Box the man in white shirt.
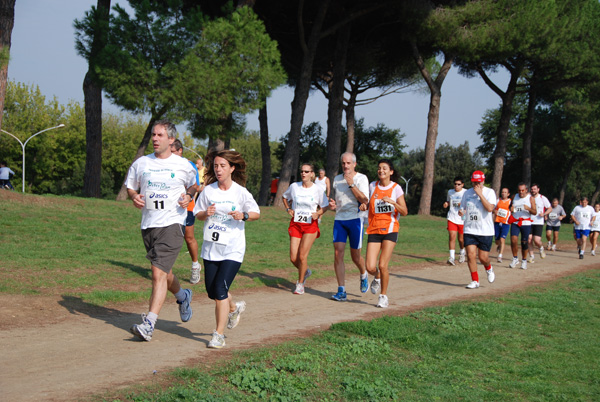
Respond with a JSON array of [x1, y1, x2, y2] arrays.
[[459, 171, 497, 289], [328, 152, 369, 301], [528, 183, 552, 262], [509, 183, 536, 269], [571, 196, 595, 259], [126, 120, 197, 341], [442, 177, 467, 265]]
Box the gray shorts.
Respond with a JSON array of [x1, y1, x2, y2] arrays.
[[141, 224, 185, 273]]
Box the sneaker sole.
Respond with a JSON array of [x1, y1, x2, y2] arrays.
[[227, 302, 246, 329], [130, 325, 152, 341], [331, 296, 347, 301], [207, 342, 225, 349]]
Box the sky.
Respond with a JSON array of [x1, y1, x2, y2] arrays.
[[8, 0, 509, 151]]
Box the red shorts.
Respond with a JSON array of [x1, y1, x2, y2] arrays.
[[447, 220, 464, 234], [288, 219, 320, 239]]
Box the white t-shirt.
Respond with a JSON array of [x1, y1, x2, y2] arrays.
[[512, 194, 533, 226], [126, 154, 196, 230], [460, 187, 497, 236], [332, 172, 369, 221], [0, 166, 15, 180], [571, 205, 595, 230], [314, 176, 327, 195], [591, 210, 600, 232], [283, 182, 328, 224], [446, 188, 466, 225], [193, 181, 260, 263], [531, 194, 551, 225]]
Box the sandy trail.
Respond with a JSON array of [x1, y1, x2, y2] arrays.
[[1, 248, 596, 401]]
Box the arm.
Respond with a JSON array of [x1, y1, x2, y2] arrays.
[[326, 177, 331, 198], [525, 197, 537, 215], [283, 197, 294, 218], [472, 184, 495, 213]]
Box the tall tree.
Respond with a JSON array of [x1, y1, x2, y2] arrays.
[[74, 0, 111, 198], [0, 0, 16, 131]]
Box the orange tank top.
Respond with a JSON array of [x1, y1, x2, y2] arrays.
[[495, 198, 511, 224], [367, 182, 399, 235]]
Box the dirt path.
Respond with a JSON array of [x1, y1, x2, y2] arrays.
[[1, 248, 597, 401]]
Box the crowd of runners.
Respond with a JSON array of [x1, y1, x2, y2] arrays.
[[125, 120, 594, 349]]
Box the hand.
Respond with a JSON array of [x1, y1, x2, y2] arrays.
[[229, 210, 244, 220], [311, 211, 320, 220], [132, 194, 145, 210], [359, 203, 367, 211], [344, 173, 354, 186], [178, 193, 190, 208], [328, 198, 336, 210], [443, 201, 449, 209], [287, 208, 295, 218], [472, 182, 483, 197], [206, 203, 216, 216]]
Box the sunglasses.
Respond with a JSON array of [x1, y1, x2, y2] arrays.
[[301, 170, 313, 173]]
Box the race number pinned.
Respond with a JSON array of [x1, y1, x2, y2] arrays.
[[375, 199, 394, 214], [145, 192, 176, 210], [294, 211, 312, 224], [204, 220, 232, 245]]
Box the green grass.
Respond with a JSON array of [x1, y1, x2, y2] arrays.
[[99, 270, 600, 401], [0, 191, 453, 304]]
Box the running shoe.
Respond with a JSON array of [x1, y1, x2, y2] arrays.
[[497, 254, 503, 263], [370, 279, 381, 294], [486, 267, 495, 283], [227, 301, 246, 329], [190, 261, 201, 284], [552, 244, 556, 251], [447, 257, 456, 266], [130, 314, 154, 341], [547, 241, 552, 249], [540, 247, 546, 259], [293, 282, 305, 295], [521, 260, 528, 270], [458, 252, 466, 264], [509, 258, 519, 268], [303, 268, 312, 284], [376, 294, 389, 308], [466, 281, 480, 289], [331, 287, 347, 301], [579, 253, 584, 260], [177, 289, 193, 322], [360, 276, 369, 293], [207, 331, 225, 349], [592, 250, 596, 256]]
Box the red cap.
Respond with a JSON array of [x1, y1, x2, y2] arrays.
[[471, 170, 485, 182]]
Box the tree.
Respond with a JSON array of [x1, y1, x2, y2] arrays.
[[74, 0, 111, 198], [0, 0, 16, 131]]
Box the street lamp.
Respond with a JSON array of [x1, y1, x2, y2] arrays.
[[400, 176, 412, 197], [183, 145, 203, 160], [1, 124, 66, 192]]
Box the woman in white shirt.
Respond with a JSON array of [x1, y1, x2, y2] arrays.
[[194, 150, 260, 349], [589, 203, 600, 256], [282, 164, 329, 295]]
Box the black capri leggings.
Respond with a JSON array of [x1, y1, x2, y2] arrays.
[[203, 259, 242, 300]]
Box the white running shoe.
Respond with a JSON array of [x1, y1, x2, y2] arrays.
[[509, 258, 519, 268], [540, 247, 546, 259], [520, 261, 528, 270], [486, 267, 495, 283], [466, 281, 480, 289], [547, 241, 552, 249], [293, 282, 305, 295], [370, 279, 381, 294], [527, 254, 535, 263], [227, 301, 246, 329], [130, 314, 154, 341], [447, 257, 456, 266], [376, 294, 389, 308], [190, 261, 201, 284], [458, 252, 466, 264], [592, 249, 596, 256], [497, 254, 503, 263], [552, 244, 556, 251], [207, 331, 225, 349]]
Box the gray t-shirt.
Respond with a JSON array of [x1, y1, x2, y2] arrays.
[[546, 204, 565, 226]]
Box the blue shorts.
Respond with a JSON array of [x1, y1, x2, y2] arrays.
[[511, 224, 532, 239], [494, 222, 510, 240], [203, 259, 242, 300], [185, 211, 196, 227], [333, 218, 364, 249], [546, 225, 560, 232], [575, 229, 590, 239], [464, 234, 493, 252]]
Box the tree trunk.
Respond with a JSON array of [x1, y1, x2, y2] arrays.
[[412, 44, 453, 216], [345, 95, 356, 155], [258, 104, 271, 206], [591, 177, 600, 206], [558, 155, 576, 206], [521, 80, 537, 187], [325, 24, 350, 184], [0, 0, 16, 131], [273, 0, 331, 208]]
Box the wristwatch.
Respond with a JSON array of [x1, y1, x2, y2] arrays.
[[242, 212, 249, 221], [349, 184, 355, 189]]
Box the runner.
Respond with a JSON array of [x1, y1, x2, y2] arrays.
[[571, 197, 594, 259], [589, 203, 600, 256], [0, 161, 15, 190], [328, 152, 369, 301], [315, 168, 331, 198], [193, 150, 260, 348], [126, 120, 197, 341], [528, 183, 552, 263], [458, 171, 497, 289], [442, 177, 466, 265], [493, 187, 511, 263], [508, 183, 536, 270], [545, 198, 566, 251], [282, 163, 329, 295], [363, 159, 407, 307]]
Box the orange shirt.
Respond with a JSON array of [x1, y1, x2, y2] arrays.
[[495, 198, 511, 224], [367, 182, 400, 235]]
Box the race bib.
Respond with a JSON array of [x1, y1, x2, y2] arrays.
[[451, 200, 461, 208], [514, 205, 524, 212], [548, 212, 557, 220], [582, 213, 590, 220], [592, 221, 600, 230], [497, 209, 508, 218], [375, 199, 394, 214], [294, 211, 313, 224], [144, 192, 177, 210], [468, 210, 481, 221], [203, 219, 232, 245]]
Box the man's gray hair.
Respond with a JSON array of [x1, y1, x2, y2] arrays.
[[153, 120, 178, 139], [340, 152, 356, 163]]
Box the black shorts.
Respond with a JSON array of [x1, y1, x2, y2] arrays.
[[531, 224, 544, 237], [141, 224, 185, 273], [546, 225, 561, 232], [464, 233, 493, 252], [367, 232, 398, 243], [185, 210, 196, 227]]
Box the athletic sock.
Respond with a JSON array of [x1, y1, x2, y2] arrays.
[[471, 272, 479, 282], [484, 265, 492, 271], [360, 272, 368, 280], [450, 250, 456, 258], [460, 248, 466, 255], [498, 253, 503, 258], [147, 312, 158, 327], [174, 289, 187, 303]]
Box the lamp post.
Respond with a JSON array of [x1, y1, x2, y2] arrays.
[[1, 124, 66, 192], [182, 146, 202, 160], [400, 176, 412, 197]]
